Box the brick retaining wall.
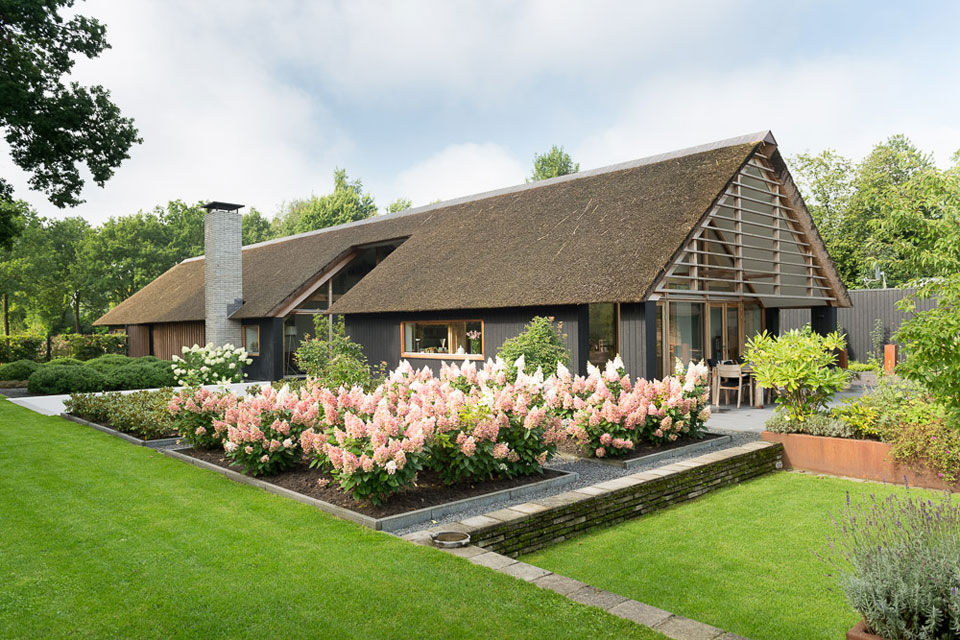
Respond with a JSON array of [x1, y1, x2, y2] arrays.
[[445, 442, 782, 557]]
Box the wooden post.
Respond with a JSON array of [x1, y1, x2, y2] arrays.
[[883, 344, 897, 373]]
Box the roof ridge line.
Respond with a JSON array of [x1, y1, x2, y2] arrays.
[[180, 129, 774, 263]]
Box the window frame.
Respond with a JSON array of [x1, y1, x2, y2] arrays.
[[399, 319, 484, 361], [241, 324, 261, 356]]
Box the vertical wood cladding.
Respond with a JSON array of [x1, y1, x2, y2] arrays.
[[126, 325, 151, 358], [150, 321, 205, 360]]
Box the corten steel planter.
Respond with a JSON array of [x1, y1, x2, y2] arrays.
[[761, 431, 960, 492], [846, 619, 888, 640]]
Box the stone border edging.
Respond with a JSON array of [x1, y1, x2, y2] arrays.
[[400, 538, 749, 640], [415, 442, 783, 557], [558, 432, 733, 470], [160, 446, 578, 532], [60, 413, 181, 449]]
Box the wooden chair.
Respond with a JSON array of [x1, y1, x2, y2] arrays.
[[715, 363, 753, 409]]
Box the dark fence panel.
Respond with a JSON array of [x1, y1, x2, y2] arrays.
[[779, 288, 936, 362]]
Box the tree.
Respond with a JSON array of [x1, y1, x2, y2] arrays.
[[89, 212, 171, 305], [0, 0, 141, 218], [241, 208, 273, 245], [0, 203, 37, 334], [386, 197, 412, 214], [271, 169, 376, 236], [528, 145, 579, 182], [159, 200, 206, 262]]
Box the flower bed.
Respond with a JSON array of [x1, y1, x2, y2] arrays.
[[65, 389, 178, 441]]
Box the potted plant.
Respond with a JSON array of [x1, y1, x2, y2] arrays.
[[823, 491, 960, 640]]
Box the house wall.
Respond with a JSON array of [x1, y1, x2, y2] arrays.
[[344, 306, 586, 376], [242, 318, 283, 382], [779, 288, 936, 362], [126, 324, 151, 358], [151, 321, 205, 360], [618, 302, 657, 380]]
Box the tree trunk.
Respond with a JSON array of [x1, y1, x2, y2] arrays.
[[2, 293, 7, 336], [74, 294, 81, 333]]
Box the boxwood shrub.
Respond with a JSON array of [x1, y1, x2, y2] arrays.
[[104, 361, 175, 391], [46, 357, 84, 367], [27, 365, 108, 395], [65, 389, 176, 440], [0, 359, 40, 381]]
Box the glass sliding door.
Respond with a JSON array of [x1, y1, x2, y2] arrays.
[[667, 302, 704, 367], [725, 305, 739, 361], [588, 303, 619, 367]]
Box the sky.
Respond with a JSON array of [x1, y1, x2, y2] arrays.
[[4, 0, 960, 224]]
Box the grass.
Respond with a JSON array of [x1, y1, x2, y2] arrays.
[[0, 398, 663, 640], [522, 471, 938, 640]]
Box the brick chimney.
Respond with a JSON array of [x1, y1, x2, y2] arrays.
[[202, 201, 243, 347]]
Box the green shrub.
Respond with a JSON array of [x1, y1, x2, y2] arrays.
[[84, 354, 133, 372], [745, 326, 850, 422], [105, 361, 175, 391], [27, 366, 107, 395], [45, 357, 83, 367], [50, 333, 127, 361], [823, 491, 960, 639], [764, 411, 857, 439], [847, 360, 879, 373], [294, 317, 383, 390], [65, 389, 176, 439], [0, 359, 40, 381], [0, 334, 44, 362], [497, 316, 571, 381], [895, 274, 960, 424]]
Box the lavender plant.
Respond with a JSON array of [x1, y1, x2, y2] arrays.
[[823, 490, 960, 639]]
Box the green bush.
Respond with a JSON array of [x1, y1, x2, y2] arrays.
[[45, 357, 84, 367], [745, 326, 850, 422], [497, 316, 571, 381], [895, 274, 960, 425], [27, 366, 107, 395], [84, 354, 133, 372], [294, 317, 383, 390], [847, 360, 879, 373], [65, 389, 176, 440], [0, 334, 44, 363], [50, 333, 128, 361], [765, 411, 857, 439], [105, 361, 175, 391], [0, 359, 40, 381]]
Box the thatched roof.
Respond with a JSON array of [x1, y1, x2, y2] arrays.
[[97, 131, 799, 325]]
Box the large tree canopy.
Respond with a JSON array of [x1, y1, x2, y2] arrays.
[[271, 169, 377, 236], [0, 0, 141, 218], [789, 135, 959, 288]]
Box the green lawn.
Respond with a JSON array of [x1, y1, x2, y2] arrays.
[[523, 471, 931, 640], [0, 399, 661, 640]]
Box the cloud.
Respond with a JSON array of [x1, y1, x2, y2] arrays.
[[1, 0, 352, 224], [575, 55, 960, 171], [392, 143, 526, 205]]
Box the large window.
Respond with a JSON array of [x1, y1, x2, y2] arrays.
[[242, 325, 260, 356], [660, 300, 765, 372], [668, 302, 705, 366], [401, 320, 483, 360], [588, 303, 619, 367]]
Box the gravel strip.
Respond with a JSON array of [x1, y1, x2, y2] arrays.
[[393, 429, 759, 536]]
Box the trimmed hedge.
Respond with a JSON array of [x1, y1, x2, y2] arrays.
[[24, 356, 176, 394], [0, 359, 40, 381], [27, 366, 108, 395]]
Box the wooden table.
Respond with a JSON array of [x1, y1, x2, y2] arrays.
[[711, 364, 765, 409]]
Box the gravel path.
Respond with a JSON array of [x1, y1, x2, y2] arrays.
[[393, 429, 759, 536]]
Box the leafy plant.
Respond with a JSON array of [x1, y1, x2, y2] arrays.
[[294, 316, 383, 391], [823, 490, 960, 639], [497, 316, 571, 382], [765, 411, 858, 439], [0, 334, 44, 362], [0, 358, 39, 381], [847, 360, 878, 373], [65, 389, 177, 440], [50, 333, 127, 360], [895, 274, 960, 425], [168, 387, 238, 449], [27, 365, 106, 394], [745, 327, 850, 422], [170, 343, 250, 386]]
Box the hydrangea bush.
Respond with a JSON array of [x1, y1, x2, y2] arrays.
[[171, 343, 251, 386], [221, 384, 320, 475], [168, 387, 239, 449], [556, 357, 710, 457]]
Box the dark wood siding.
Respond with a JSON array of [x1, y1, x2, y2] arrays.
[[126, 324, 151, 357], [151, 321, 205, 360], [619, 303, 646, 378], [344, 306, 583, 375], [779, 288, 936, 361]]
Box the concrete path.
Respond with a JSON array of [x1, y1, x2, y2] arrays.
[[9, 381, 271, 416], [707, 387, 868, 433]]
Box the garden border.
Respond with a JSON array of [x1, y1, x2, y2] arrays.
[[557, 432, 732, 470], [407, 442, 783, 557], [161, 446, 579, 531], [60, 413, 181, 449]]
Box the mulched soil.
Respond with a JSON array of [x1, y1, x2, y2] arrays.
[[558, 432, 723, 462], [180, 447, 564, 518]]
